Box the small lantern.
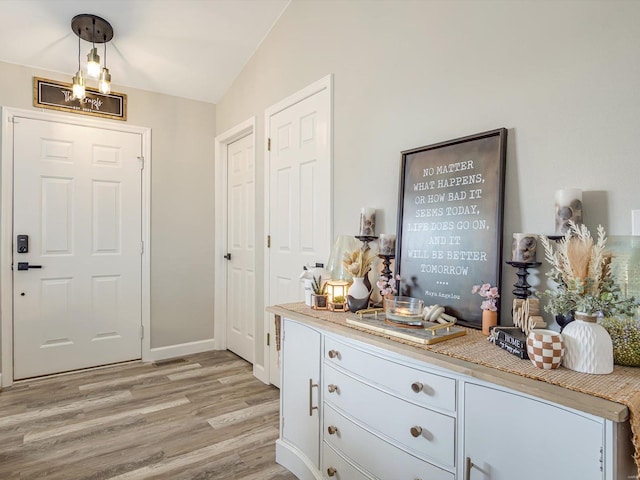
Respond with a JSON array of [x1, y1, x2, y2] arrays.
[[326, 280, 349, 303], [326, 280, 349, 311]]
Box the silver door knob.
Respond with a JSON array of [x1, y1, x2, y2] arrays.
[[327, 425, 338, 435], [410, 425, 423, 437], [327, 384, 338, 393], [328, 349, 339, 359], [327, 467, 337, 477]]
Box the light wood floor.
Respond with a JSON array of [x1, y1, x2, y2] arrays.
[[0, 350, 297, 480]]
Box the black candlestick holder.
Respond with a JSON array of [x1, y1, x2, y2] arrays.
[[378, 254, 395, 280], [355, 235, 378, 251], [506, 261, 542, 300]]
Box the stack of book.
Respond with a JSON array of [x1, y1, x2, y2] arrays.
[[493, 327, 529, 359]]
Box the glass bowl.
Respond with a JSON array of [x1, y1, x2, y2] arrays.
[[385, 296, 424, 323]]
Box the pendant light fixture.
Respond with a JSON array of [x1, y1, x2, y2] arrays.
[[71, 14, 114, 97], [71, 27, 85, 100], [86, 18, 101, 78], [98, 38, 111, 94]]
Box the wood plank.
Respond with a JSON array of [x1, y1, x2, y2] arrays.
[[0, 350, 295, 479]]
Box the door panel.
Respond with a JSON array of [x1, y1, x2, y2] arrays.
[[226, 132, 255, 363], [13, 118, 142, 379]]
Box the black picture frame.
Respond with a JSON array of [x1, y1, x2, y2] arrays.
[[396, 128, 508, 329]]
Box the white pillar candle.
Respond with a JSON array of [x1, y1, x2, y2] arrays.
[[379, 233, 396, 256], [512, 233, 537, 263], [555, 188, 583, 234], [359, 208, 376, 236]]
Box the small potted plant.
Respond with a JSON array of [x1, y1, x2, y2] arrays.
[[311, 275, 328, 310], [472, 283, 500, 335], [328, 295, 347, 312], [539, 221, 638, 374]]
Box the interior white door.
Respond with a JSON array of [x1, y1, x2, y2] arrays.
[[13, 117, 142, 379], [267, 85, 332, 385], [226, 132, 255, 363]]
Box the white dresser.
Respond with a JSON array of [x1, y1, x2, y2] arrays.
[[271, 308, 636, 480]]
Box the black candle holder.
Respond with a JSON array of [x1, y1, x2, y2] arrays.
[[506, 261, 542, 300], [355, 235, 378, 251], [378, 254, 395, 280]]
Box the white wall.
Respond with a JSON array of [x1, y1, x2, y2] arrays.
[[0, 61, 216, 350], [216, 0, 640, 366]]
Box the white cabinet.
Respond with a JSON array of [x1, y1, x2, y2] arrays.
[[273, 312, 635, 480], [463, 383, 604, 480], [277, 319, 322, 479]]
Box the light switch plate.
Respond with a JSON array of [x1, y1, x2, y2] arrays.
[[633, 210, 640, 235]]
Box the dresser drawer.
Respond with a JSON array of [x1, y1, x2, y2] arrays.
[[324, 364, 455, 468], [322, 442, 372, 480], [324, 403, 454, 480], [324, 336, 456, 413]]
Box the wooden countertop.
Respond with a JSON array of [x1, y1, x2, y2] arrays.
[[268, 303, 634, 423]]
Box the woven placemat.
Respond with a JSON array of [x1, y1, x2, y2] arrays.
[[277, 302, 640, 476]]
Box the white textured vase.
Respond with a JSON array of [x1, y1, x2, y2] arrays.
[[348, 277, 369, 299], [561, 312, 613, 374]]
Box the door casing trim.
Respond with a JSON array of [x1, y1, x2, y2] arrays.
[[262, 74, 334, 385], [0, 107, 152, 387]]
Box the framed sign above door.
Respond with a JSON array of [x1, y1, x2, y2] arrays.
[[33, 77, 127, 121], [396, 128, 508, 329]]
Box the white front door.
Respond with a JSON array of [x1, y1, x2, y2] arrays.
[[226, 132, 255, 363], [266, 78, 332, 386], [13, 117, 142, 379]]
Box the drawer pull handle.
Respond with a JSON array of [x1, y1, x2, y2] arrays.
[[328, 349, 340, 359], [327, 425, 339, 435], [308, 379, 318, 416], [327, 467, 337, 477], [327, 384, 339, 393], [465, 456, 475, 480], [410, 425, 423, 437], [411, 382, 424, 393]]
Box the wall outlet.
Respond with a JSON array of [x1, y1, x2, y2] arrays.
[[633, 210, 640, 236]]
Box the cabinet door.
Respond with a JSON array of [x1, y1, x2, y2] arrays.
[[464, 383, 603, 480], [281, 319, 322, 468]]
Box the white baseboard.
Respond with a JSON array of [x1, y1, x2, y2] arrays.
[[253, 362, 269, 385], [144, 338, 218, 362]]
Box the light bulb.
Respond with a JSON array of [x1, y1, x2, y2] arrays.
[[72, 70, 86, 100], [99, 67, 111, 94], [86, 47, 101, 78]]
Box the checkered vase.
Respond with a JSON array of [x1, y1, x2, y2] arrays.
[[526, 329, 564, 370]]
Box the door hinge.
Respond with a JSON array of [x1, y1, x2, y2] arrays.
[[267, 333, 270, 346], [281, 416, 285, 431], [138, 156, 144, 170], [267, 138, 271, 151], [267, 235, 271, 248], [140, 325, 144, 339], [141, 241, 144, 254], [8, 116, 16, 123]]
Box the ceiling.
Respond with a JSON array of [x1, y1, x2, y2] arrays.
[[0, 0, 290, 104]]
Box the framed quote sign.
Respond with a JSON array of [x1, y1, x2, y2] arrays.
[[396, 128, 508, 329], [33, 77, 127, 121]]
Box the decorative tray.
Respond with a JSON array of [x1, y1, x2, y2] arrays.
[[347, 309, 466, 345]]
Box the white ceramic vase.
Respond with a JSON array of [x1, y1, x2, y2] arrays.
[[348, 277, 369, 299], [561, 312, 613, 374]]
